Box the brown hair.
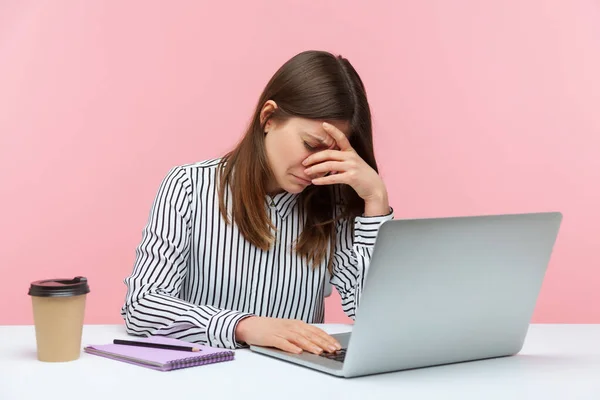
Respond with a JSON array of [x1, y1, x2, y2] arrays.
[[218, 50, 378, 271]]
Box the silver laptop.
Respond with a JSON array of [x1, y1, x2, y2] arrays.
[[249, 212, 563, 378]]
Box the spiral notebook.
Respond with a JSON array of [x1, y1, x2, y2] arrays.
[[84, 336, 235, 371]]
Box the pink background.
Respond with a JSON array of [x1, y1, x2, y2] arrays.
[[1, 1, 599, 325]]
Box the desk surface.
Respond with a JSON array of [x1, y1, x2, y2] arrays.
[[1, 324, 599, 400]]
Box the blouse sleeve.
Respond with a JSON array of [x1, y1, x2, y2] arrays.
[[329, 206, 394, 319], [120, 166, 253, 349]]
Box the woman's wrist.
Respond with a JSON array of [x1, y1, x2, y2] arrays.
[[235, 315, 256, 343], [363, 189, 390, 217]]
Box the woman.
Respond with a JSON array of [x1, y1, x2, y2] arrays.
[[120, 50, 394, 356]]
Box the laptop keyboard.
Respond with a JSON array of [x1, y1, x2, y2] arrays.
[[319, 348, 347, 362]]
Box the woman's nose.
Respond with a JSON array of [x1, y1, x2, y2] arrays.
[[306, 170, 331, 180]]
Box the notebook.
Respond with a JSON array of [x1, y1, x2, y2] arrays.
[[84, 335, 235, 371]]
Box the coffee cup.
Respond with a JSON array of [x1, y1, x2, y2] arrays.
[[28, 276, 90, 362]]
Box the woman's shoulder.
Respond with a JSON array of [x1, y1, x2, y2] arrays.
[[161, 157, 224, 188], [177, 157, 224, 172]]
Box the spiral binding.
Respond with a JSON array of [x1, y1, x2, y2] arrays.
[[168, 351, 235, 370]]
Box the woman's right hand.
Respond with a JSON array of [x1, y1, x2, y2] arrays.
[[234, 316, 342, 355]]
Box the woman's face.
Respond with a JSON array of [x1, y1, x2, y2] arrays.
[[262, 103, 348, 195]]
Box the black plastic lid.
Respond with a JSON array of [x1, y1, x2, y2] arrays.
[[28, 276, 90, 297]]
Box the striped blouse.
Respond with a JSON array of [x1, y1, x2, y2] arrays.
[[120, 158, 394, 349]]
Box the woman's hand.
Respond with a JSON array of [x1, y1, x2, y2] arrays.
[[235, 316, 342, 355], [302, 122, 390, 217]]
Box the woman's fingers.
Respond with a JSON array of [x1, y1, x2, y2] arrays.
[[244, 318, 342, 355], [272, 336, 303, 354], [305, 160, 348, 178], [286, 322, 340, 355], [237, 317, 343, 356], [322, 122, 353, 151], [304, 331, 339, 353], [304, 325, 342, 351], [288, 333, 323, 354], [311, 172, 348, 186], [303, 149, 347, 168]]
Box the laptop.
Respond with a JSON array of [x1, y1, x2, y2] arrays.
[[249, 211, 563, 378]]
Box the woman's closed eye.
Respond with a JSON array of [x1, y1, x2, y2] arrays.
[[303, 141, 317, 151]]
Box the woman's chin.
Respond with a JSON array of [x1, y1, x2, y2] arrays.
[[284, 182, 310, 194]]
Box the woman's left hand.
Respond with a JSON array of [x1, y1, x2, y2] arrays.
[[302, 122, 390, 217]]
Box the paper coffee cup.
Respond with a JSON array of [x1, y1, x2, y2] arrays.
[[28, 276, 90, 362]]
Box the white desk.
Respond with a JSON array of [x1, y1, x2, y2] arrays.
[[1, 324, 599, 400]]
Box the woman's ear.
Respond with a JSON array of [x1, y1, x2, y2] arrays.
[[260, 100, 278, 129]]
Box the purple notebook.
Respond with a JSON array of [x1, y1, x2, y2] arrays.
[[84, 336, 235, 371]]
